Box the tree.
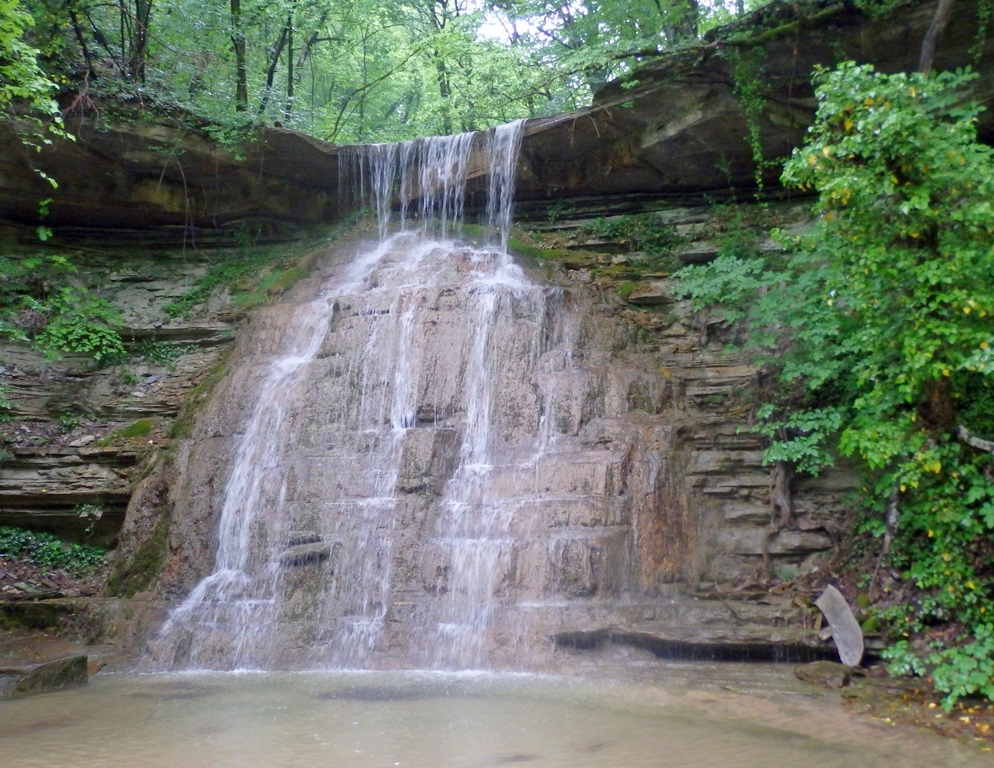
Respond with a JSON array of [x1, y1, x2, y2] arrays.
[[18, 0, 738, 140], [674, 62, 994, 707], [0, 0, 60, 118]]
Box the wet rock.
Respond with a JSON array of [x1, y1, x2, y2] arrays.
[[794, 660, 852, 689], [626, 281, 675, 306], [286, 531, 324, 547], [677, 245, 721, 265], [0, 655, 88, 699], [87, 658, 107, 676], [278, 542, 334, 567], [815, 585, 864, 667]]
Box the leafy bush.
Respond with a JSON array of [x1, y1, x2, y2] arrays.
[[0, 255, 124, 362], [0, 525, 105, 576], [673, 62, 994, 707]]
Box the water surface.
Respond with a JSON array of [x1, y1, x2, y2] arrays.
[[0, 667, 986, 767]]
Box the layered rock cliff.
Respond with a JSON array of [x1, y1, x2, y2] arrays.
[[0, 0, 987, 665]]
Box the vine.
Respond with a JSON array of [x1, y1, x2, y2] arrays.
[[723, 45, 769, 190], [972, 0, 994, 62]]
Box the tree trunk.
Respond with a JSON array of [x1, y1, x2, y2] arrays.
[[231, 0, 248, 112], [258, 20, 290, 114], [434, 54, 453, 135], [129, 0, 152, 82], [284, 18, 294, 118], [64, 3, 96, 79], [918, 0, 955, 74]]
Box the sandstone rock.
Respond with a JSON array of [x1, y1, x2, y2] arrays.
[[86, 658, 107, 676], [286, 531, 324, 547], [626, 281, 675, 306], [278, 542, 334, 567], [518, 0, 994, 210], [0, 655, 88, 699], [794, 660, 852, 689], [677, 245, 721, 264], [815, 585, 864, 667]]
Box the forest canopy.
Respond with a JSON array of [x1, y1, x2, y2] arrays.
[[5, 0, 783, 142]]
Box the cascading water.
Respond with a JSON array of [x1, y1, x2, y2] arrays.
[[146, 118, 601, 670]]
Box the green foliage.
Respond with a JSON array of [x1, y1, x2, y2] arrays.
[[617, 281, 640, 300], [0, 383, 13, 413], [0, 525, 105, 576], [579, 213, 680, 263], [673, 62, 994, 706], [724, 45, 769, 187], [32, 286, 125, 361], [57, 410, 80, 433], [0, 254, 125, 363], [163, 250, 286, 318], [74, 503, 103, 536], [164, 237, 324, 318], [18, 0, 746, 142], [116, 418, 154, 438], [0, 0, 62, 126], [97, 418, 155, 445], [131, 340, 192, 369]]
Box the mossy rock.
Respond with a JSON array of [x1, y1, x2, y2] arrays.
[[96, 418, 155, 446], [106, 513, 170, 598]]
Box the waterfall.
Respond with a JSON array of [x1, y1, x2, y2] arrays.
[[343, 119, 525, 247], [144, 119, 589, 671]]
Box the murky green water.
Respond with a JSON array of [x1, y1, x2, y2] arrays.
[[0, 667, 987, 767]]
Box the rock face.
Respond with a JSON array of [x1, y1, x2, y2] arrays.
[[130, 206, 845, 672], [0, 243, 237, 543], [4, 0, 985, 668], [0, 120, 344, 233], [2, 2, 991, 233], [515, 0, 994, 209], [816, 585, 865, 667]]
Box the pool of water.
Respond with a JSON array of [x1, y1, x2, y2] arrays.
[[0, 666, 986, 767]]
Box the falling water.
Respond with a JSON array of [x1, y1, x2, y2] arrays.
[[144, 118, 594, 671]]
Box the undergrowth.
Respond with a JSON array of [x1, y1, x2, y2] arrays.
[[0, 525, 106, 577]]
